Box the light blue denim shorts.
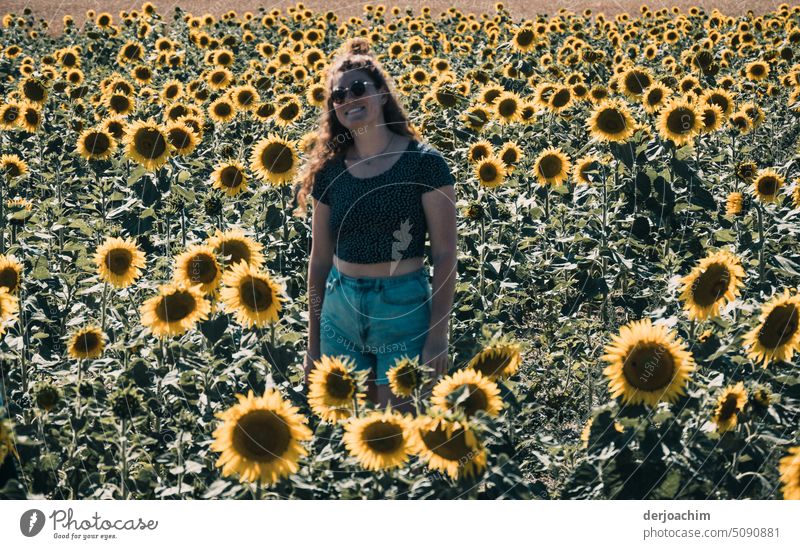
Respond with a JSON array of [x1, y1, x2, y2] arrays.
[[319, 263, 432, 385]]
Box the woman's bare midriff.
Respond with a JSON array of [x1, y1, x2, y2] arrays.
[[333, 254, 424, 278]]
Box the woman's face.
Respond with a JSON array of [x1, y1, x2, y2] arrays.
[[331, 70, 386, 132]]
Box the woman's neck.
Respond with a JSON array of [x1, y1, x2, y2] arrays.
[[348, 127, 395, 160]]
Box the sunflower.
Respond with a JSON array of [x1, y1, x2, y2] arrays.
[[474, 155, 506, 188], [343, 408, 413, 471], [778, 446, 800, 500], [211, 161, 248, 196], [211, 388, 312, 485], [462, 106, 491, 132], [431, 368, 503, 418], [219, 260, 282, 327], [510, 25, 537, 53], [742, 288, 800, 367], [467, 140, 493, 164], [387, 356, 424, 397], [586, 99, 636, 143], [94, 236, 146, 288], [466, 341, 522, 379], [140, 280, 210, 337], [19, 102, 41, 133], [273, 98, 303, 127], [409, 413, 486, 480], [602, 318, 696, 408], [208, 96, 237, 124], [678, 249, 746, 320], [534, 147, 571, 185], [492, 91, 522, 124], [165, 121, 198, 155], [0, 101, 21, 129], [657, 97, 702, 146], [173, 244, 222, 294], [67, 326, 105, 360], [249, 133, 298, 185], [641, 83, 672, 113], [0, 287, 19, 336], [745, 60, 769, 81], [726, 192, 744, 215], [0, 154, 28, 179], [699, 104, 724, 133], [76, 128, 116, 161], [0, 254, 22, 294], [711, 381, 747, 433], [124, 118, 170, 171], [619, 66, 653, 99], [751, 168, 785, 203], [307, 355, 365, 423], [499, 141, 523, 171], [728, 110, 752, 134], [206, 228, 265, 269]]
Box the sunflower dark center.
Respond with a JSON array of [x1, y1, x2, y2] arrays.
[[551, 89, 570, 108], [647, 88, 664, 104], [220, 166, 244, 188], [759, 304, 799, 349], [478, 162, 498, 182], [3, 162, 22, 178], [325, 369, 354, 400], [516, 29, 535, 47], [757, 176, 778, 196], [597, 107, 627, 134], [394, 364, 419, 390], [155, 291, 196, 322], [106, 248, 133, 275], [133, 127, 168, 158], [214, 103, 232, 117], [717, 393, 740, 421], [232, 410, 291, 463], [472, 352, 510, 377], [691, 263, 731, 307], [538, 154, 563, 179], [2, 106, 19, 124], [237, 91, 255, 105], [622, 343, 676, 392], [260, 143, 293, 174], [278, 103, 299, 120], [0, 267, 18, 292], [497, 98, 517, 118], [362, 421, 404, 454], [168, 128, 192, 149], [624, 71, 651, 95], [84, 132, 111, 154], [238, 276, 272, 311], [420, 425, 473, 462], [74, 332, 100, 353], [450, 384, 488, 417], [23, 80, 46, 102], [217, 240, 250, 265], [666, 107, 696, 134], [187, 254, 218, 284]]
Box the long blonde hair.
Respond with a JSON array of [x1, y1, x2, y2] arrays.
[[292, 37, 420, 217]]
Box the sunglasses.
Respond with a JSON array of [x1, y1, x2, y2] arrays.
[[331, 79, 378, 104]]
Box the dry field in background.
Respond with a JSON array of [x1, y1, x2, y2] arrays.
[[3, 1, 790, 35]]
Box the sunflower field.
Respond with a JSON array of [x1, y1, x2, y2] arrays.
[[0, 1, 799, 501]]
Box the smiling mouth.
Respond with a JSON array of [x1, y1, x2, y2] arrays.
[[345, 105, 365, 115]]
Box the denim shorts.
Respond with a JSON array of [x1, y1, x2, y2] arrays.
[[319, 263, 432, 385]]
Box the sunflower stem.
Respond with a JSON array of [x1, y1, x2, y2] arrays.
[[101, 281, 109, 333], [75, 359, 82, 417], [478, 214, 485, 299], [756, 201, 765, 287], [120, 417, 128, 500]]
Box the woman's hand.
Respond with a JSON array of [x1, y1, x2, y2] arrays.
[[421, 332, 450, 382]]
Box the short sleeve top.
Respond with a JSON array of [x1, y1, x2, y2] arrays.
[[310, 138, 455, 264]]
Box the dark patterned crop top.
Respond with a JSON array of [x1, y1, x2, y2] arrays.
[[310, 138, 455, 264]]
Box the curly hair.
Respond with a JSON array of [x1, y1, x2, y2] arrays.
[[292, 37, 420, 217]]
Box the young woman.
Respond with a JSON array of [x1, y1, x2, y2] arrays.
[[295, 38, 457, 411]]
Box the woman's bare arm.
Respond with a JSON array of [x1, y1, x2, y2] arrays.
[[307, 198, 335, 375]]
